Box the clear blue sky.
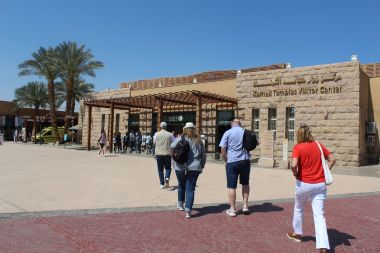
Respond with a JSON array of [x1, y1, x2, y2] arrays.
[[1, 0, 379, 101]]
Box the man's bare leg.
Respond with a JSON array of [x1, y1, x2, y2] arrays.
[[228, 188, 236, 210], [242, 185, 250, 207]]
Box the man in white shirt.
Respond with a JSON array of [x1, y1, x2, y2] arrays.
[[154, 122, 175, 189]]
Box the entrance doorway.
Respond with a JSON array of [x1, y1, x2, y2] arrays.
[[163, 112, 195, 136], [151, 111, 196, 136], [215, 110, 234, 152], [128, 114, 140, 132]]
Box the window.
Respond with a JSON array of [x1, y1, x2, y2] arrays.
[[115, 114, 120, 132], [268, 108, 277, 142], [251, 108, 260, 140], [367, 135, 376, 147], [101, 114, 105, 130], [367, 122, 376, 134], [268, 108, 277, 130], [286, 107, 295, 142]]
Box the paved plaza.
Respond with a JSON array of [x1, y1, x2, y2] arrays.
[[0, 143, 380, 252]]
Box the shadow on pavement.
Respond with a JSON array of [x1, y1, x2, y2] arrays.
[[249, 202, 284, 213], [192, 202, 284, 218], [168, 186, 179, 191], [302, 228, 356, 253]]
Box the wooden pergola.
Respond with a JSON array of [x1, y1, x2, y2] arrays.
[[83, 90, 237, 151]]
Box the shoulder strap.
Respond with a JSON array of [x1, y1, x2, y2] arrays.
[[315, 141, 324, 158]]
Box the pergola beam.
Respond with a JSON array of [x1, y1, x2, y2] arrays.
[[196, 94, 202, 134]]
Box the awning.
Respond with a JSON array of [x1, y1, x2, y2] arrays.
[[83, 90, 237, 110]]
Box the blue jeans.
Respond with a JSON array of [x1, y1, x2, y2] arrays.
[[175, 170, 201, 212], [156, 155, 172, 185]]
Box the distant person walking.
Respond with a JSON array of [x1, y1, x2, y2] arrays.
[[154, 122, 175, 189], [287, 125, 335, 253], [219, 119, 251, 217], [171, 122, 206, 218], [98, 128, 107, 156]]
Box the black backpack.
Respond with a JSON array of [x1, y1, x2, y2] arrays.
[[242, 130, 258, 151], [172, 136, 190, 165]]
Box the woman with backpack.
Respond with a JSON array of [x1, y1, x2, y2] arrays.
[[170, 122, 206, 218]]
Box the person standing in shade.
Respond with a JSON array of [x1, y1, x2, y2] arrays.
[[219, 119, 251, 217], [123, 132, 129, 153], [145, 133, 152, 154], [98, 128, 107, 156], [136, 131, 142, 153], [117, 132, 123, 153], [154, 122, 175, 189], [171, 122, 206, 218], [287, 125, 335, 253], [129, 130, 136, 153]]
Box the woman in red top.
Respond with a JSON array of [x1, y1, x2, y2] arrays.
[[287, 125, 335, 253]]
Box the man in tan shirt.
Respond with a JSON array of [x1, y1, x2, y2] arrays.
[[154, 122, 175, 189]]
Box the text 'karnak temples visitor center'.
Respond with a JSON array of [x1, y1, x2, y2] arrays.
[[79, 58, 380, 167]]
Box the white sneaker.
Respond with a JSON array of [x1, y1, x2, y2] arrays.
[[226, 208, 237, 217], [242, 206, 250, 215], [177, 202, 184, 211], [185, 212, 191, 218], [160, 185, 165, 189]]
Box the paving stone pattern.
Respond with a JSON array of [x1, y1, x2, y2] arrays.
[[0, 194, 379, 253]]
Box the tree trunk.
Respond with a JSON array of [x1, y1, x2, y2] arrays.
[[70, 98, 75, 117], [64, 77, 74, 134], [47, 79, 59, 141]]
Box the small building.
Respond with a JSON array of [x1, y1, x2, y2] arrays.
[[79, 60, 380, 166], [0, 100, 76, 141]]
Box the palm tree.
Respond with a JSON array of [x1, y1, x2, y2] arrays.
[[56, 78, 95, 118], [14, 82, 48, 143], [56, 41, 103, 133], [18, 47, 60, 141]]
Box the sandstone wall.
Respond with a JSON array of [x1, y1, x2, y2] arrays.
[[368, 77, 380, 157], [237, 61, 363, 166]]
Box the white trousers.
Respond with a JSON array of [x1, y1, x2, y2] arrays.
[[293, 180, 330, 250]]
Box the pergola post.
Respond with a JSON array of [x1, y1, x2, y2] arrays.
[[86, 105, 92, 151], [196, 95, 202, 134], [109, 102, 115, 153], [157, 98, 163, 131]]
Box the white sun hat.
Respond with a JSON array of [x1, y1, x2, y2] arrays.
[[183, 122, 196, 129]]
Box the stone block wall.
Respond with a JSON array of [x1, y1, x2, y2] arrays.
[[237, 61, 364, 166]]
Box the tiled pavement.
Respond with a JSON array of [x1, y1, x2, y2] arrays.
[[0, 194, 379, 253]]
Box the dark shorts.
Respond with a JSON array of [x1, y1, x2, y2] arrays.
[[226, 160, 251, 189], [100, 143, 105, 148]]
